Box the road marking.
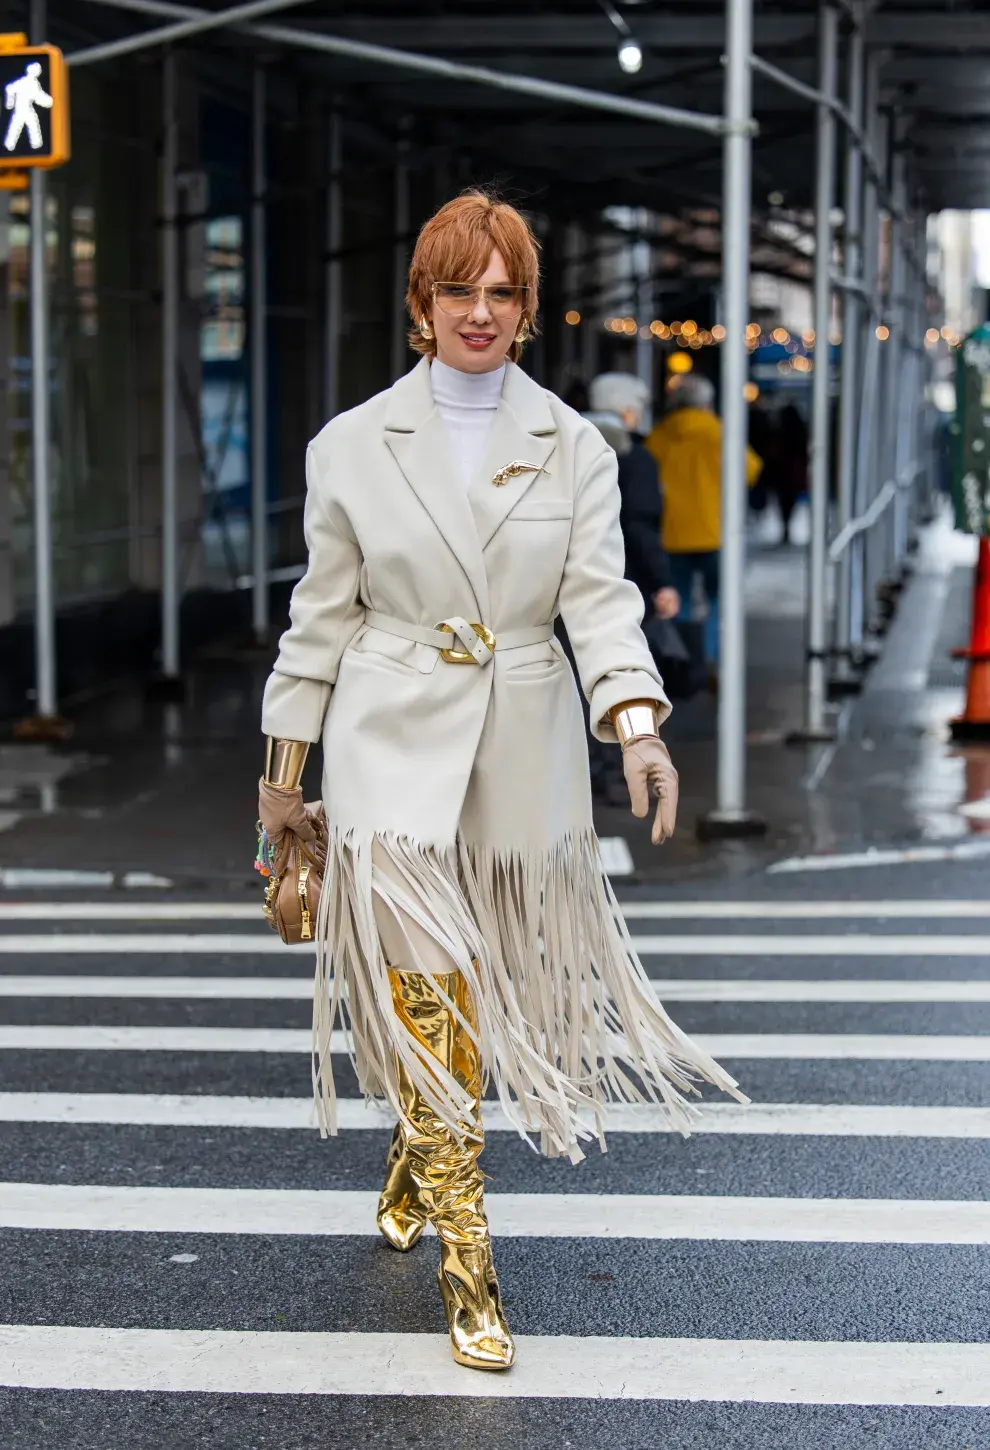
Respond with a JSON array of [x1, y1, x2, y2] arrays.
[[0, 1093, 987, 1137], [0, 899, 988, 923], [3, 1025, 989, 1058], [0, 934, 312, 954], [1, 1325, 986, 1404], [768, 840, 990, 873], [618, 900, 990, 920], [0, 870, 173, 890], [4, 975, 990, 1004], [1, 1181, 987, 1244], [630, 935, 990, 956], [3, 931, 990, 957], [0, 1025, 329, 1052], [652, 980, 990, 1003], [0, 903, 262, 922], [0, 976, 314, 999]]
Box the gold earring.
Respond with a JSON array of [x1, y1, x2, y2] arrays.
[[420, 319, 434, 342], [515, 321, 530, 346]]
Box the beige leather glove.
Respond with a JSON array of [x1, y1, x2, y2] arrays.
[[621, 737, 679, 845], [257, 778, 319, 865]]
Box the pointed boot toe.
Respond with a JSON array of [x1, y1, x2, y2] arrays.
[[438, 1243, 515, 1371], [376, 1200, 427, 1252], [377, 1122, 427, 1251]]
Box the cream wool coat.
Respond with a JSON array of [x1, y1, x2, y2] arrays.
[[262, 357, 743, 1160]]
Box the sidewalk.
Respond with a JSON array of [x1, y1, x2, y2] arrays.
[[0, 509, 983, 890]]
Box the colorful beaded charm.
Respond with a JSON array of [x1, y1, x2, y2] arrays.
[[254, 821, 278, 878]]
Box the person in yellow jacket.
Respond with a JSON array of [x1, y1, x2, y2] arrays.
[[645, 373, 763, 680]]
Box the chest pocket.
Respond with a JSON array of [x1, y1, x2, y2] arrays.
[[505, 499, 573, 523]]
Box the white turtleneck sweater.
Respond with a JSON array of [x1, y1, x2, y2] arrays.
[[430, 357, 505, 492]]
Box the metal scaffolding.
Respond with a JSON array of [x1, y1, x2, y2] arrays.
[[47, 0, 935, 827]]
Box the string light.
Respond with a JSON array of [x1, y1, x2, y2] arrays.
[[875, 324, 890, 341], [711, 324, 726, 341], [564, 309, 581, 326], [681, 320, 698, 338], [772, 327, 789, 345], [925, 328, 939, 346], [743, 381, 760, 402]]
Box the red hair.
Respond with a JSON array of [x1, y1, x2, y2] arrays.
[[406, 189, 541, 362]]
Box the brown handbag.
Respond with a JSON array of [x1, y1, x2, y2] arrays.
[[262, 804, 327, 945]]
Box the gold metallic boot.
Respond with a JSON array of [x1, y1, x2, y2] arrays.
[[389, 966, 515, 1372], [376, 1122, 427, 1251]]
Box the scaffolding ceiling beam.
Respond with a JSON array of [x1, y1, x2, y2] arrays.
[[76, 0, 737, 135]]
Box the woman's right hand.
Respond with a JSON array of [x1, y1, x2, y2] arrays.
[[257, 778, 319, 863]]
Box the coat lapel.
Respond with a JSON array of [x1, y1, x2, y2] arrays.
[[383, 358, 490, 620], [469, 361, 558, 552]]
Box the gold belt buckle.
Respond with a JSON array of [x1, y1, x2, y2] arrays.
[[437, 622, 496, 664]]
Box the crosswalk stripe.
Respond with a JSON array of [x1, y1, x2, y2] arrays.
[[1, 1093, 986, 1136], [1, 899, 988, 922], [0, 934, 312, 955], [2, 932, 989, 956], [630, 935, 990, 956], [2, 1182, 987, 1243], [0, 974, 987, 1003], [1, 1325, 986, 1404], [4, 1024, 989, 1058], [619, 901, 990, 919], [0, 976, 315, 999]]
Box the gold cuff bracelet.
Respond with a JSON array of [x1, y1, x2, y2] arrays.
[[263, 737, 310, 789], [610, 700, 660, 748]]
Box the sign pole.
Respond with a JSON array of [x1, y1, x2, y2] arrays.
[[0, 23, 71, 735], [160, 47, 181, 689], [29, 0, 57, 725]]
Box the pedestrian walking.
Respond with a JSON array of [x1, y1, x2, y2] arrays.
[[645, 372, 763, 685], [257, 191, 745, 1374], [572, 371, 682, 795], [774, 402, 809, 545]]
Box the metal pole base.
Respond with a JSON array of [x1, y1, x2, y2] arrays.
[[145, 674, 186, 704], [949, 718, 990, 743], [11, 714, 74, 743], [828, 670, 864, 699], [785, 724, 838, 745], [696, 810, 768, 842]]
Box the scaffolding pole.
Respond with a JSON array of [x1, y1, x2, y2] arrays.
[[324, 103, 343, 420], [797, 0, 839, 741], [28, 0, 57, 725], [700, 0, 763, 838], [160, 48, 180, 685], [390, 120, 411, 381], [849, 51, 881, 659], [831, 18, 865, 693], [250, 62, 269, 643]]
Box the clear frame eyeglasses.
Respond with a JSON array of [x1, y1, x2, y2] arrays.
[[431, 281, 528, 317]]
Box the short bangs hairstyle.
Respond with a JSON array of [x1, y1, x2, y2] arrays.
[[406, 190, 541, 362]]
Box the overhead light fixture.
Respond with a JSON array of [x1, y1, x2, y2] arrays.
[[600, 1, 643, 75], [618, 38, 642, 73]]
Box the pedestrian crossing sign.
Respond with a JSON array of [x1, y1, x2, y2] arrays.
[[0, 34, 70, 183]]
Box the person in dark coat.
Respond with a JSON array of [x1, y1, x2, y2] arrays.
[[775, 402, 809, 545], [557, 372, 679, 799]]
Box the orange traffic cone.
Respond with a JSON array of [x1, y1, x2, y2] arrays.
[[950, 537, 990, 740]]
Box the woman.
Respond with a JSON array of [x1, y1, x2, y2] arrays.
[[258, 191, 745, 1374]]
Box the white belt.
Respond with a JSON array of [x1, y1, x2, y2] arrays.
[[363, 611, 553, 666]]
